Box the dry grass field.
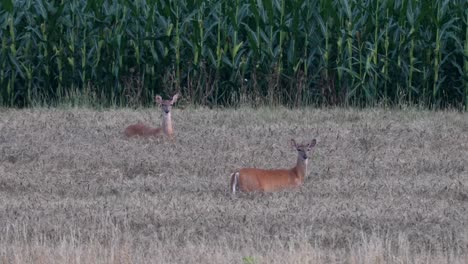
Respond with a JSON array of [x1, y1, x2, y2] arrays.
[[0, 106, 467, 263]]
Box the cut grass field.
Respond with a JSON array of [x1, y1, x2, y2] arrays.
[[0, 107, 467, 263]]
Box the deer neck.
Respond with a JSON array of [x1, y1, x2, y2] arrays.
[[293, 155, 308, 180], [162, 112, 173, 136]]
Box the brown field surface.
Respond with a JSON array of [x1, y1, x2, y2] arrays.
[[0, 107, 467, 263]]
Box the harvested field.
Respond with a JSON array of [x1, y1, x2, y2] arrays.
[[0, 107, 467, 263]]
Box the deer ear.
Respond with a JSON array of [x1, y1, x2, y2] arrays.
[[155, 95, 162, 104], [289, 139, 297, 149], [171, 93, 180, 104], [307, 139, 317, 150]]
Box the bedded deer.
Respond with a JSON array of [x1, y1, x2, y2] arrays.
[[124, 93, 179, 139], [230, 139, 317, 194]]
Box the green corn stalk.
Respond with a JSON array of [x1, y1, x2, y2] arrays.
[[433, 0, 445, 102], [302, 4, 313, 84], [216, 6, 222, 71], [337, 34, 343, 86], [81, 29, 87, 87], [8, 15, 15, 104], [288, 0, 301, 72], [193, 2, 204, 67], [358, 30, 363, 103], [344, 0, 353, 75], [318, 13, 329, 70], [383, 8, 390, 102], [373, 0, 379, 97], [343, 0, 354, 104], [1, 33, 6, 101], [40, 22, 50, 80], [407, 0, 422, 104], [246, 0, 261, 61], [408, 28, 415, 103], [21, 28, 33, 104], [395, 0, 408, 103], [230, 0, 243, 67], [207, 3, 224, 104], [68, 37, 76, 90], [174, 2, 181, 90], [54, 44, 63, 98], [277, 0, 286, 77], [369, 0, 388, 101], [464, 9, 468, 111]]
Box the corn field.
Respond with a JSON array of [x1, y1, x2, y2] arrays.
[[0, 0, 467, 108]]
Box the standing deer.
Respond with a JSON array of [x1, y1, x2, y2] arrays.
[[124, 93, 180, 139], [230, 139, 317, 194]]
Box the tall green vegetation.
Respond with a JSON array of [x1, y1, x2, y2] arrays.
[[0, 0, 466, 108]]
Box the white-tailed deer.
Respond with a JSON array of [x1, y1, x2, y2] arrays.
[[124, 93, 180, 139], [230, 139, 317, 194]]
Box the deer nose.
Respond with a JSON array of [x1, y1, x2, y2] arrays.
[[164, 109, 170, 113], [302, 153, 308, 160]]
